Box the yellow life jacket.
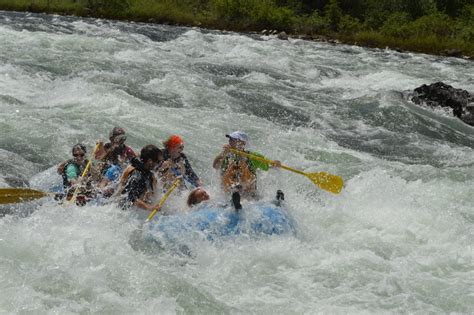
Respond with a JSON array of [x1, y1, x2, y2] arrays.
[[221, 157, 257, 193]]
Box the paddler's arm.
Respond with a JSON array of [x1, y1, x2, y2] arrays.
[[183, 155, 202, 187], [248, 151, 281, 171], [94, 141, 107, 160], [133, 199, 160, 212], [95, 142, 118, 161], [213, 144, 231, 169], [125, 172, 161, 212], [135, 185, 161, 212]]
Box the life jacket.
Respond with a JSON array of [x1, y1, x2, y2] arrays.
[[221, 154, 257, 193], [58, 159, 94, 201], [60, 159, 90, 189], [96, 143, 136, 175], [161, 150, 200, 188]]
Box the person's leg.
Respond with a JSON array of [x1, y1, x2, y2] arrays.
[[231, 191, 242, 211], [274, 189, 285, 206]]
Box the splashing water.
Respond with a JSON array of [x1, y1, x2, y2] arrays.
[[0, 11, 473, 313]]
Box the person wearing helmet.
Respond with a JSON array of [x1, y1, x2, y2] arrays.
[[213, 131, 281, 200], [158, 135, 202, 189]]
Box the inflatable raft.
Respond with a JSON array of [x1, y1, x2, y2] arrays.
[[144, 201, 296, 244]]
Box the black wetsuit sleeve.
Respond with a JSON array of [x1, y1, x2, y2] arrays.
[[124, 171, 145, 203], [183, 154, 200, 186]]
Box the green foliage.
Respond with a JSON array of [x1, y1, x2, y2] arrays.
[[324, 0, 342, 31], [456, 5, 474, 42], [292, 10, 327, 34], [0, 0, 472, 57], [128, 0, 195, 24], [436, 0, 471, 16], [380, 12, 412, 38], [362, 0, 405, 29], [459, 4, 474, 24], [337, 14, 362, 34], [264, 6, 295, 30], [83, 0, 130, 15], [209, 0, 295, 30], [305, 10, 328, 33], [409, 11, 455, 37]]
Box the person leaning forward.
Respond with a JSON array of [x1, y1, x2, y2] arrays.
[[213, 131, 281, 199], [119, 144, 164, 211], [95, 126, 136, 174]]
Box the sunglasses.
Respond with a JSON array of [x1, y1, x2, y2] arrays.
[[73, 153, 85, 157]]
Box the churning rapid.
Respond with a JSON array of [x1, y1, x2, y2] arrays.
[[0, 11, 473, 313]]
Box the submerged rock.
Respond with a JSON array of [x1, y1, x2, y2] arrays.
[[411, 82, 474, 126]]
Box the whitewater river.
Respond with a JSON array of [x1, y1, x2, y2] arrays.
[[1, 11, 473, 313]]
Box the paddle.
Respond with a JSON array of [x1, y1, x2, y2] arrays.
[[68, 143, 100, 205], [229, 149, 344, 194], [0, 188, 51, 204], [146, 177, 182, 222]]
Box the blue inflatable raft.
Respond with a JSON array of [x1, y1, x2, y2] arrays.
[[144, 201, 296, 244]]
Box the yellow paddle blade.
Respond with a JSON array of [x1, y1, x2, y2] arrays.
[[306, 172, 344, 194], [0, 188, 49, 204], [230, 148, 345, 194]]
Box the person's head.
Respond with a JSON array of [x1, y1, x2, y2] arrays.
[[187, 187, 210, 207], [164, 135, 184, 159], [72, 143, 87, 164], [112, 134, 127, 154], [139, 144, 163, 170], [226, 131, 248, 150], [109, 127, 126, 143]]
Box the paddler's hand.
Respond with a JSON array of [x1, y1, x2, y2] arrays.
[[271, 160, 282, 168], [213, 145, 231, 170], [158, 160, 172, 173], [222, 144, 231, 154], [150, 204, 161, 212], [94, 141, 105, 160]]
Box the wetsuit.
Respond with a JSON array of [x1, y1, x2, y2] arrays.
[[120, 158, 156, 209]]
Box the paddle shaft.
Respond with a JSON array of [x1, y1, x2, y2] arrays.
[[229, 148, 343, 194], [68, 143, 100, 204], [146, 177, 181, 222], [229, 148, 301, 174]]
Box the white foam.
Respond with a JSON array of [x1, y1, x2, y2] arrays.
[[0, 12, 473, 313]]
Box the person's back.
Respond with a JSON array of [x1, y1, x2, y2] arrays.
[[119, 145, 164, 212]]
